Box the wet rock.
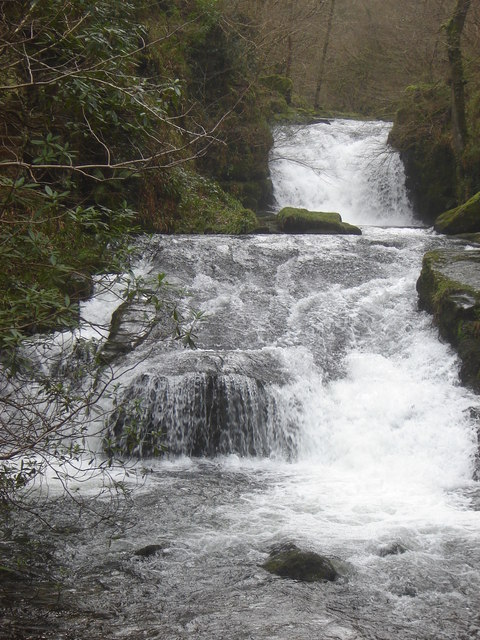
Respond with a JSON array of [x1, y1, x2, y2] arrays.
[[469, 408, 480, 481], [262, 543, 338, 583], [98, 295, 175, 365], [417, 249, 480, 392], [434, 191, 480, 235], [103, 352, 295, 458], [277, 207, 362, 235], [378, 542, 408, 557], [134, 544, 164, 558]]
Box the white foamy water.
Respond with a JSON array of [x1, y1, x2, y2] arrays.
[[270, 119, 415, 226], [59, 227, 478, 640], [17, 122, 480, 640]]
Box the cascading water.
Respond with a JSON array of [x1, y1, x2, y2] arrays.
[[270, 119, 415, 226], [14, 121, 480, 640]]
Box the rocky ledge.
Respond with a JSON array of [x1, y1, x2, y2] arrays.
[[434, 192, 480, 235], [417, 249, 480, 392], [268, 207, 362, 235]]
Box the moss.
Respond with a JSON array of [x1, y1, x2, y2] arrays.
[[388, 83, 457, 223], [174, 170, 258, 234], [277, 207, 362, 235], [417, 249, 480, 391], [434, 191, 480, 234], [136, 168, 258, 235], [260, 74, 293, 104]]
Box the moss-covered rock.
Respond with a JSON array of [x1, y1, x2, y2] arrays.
[[140, 169, 259, 234], [417, 249, 480, 391], [277, 207, 362, 235], [388, 83, 457, 223], [260, 74, 293, 105], [434, 191, 480, 235], [262, 543, 338, 583]]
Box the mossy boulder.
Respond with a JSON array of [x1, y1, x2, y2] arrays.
[[388, 83, 457, 223], [434, 192, 480, 235], [277, 207, 361, 235], [262, 543, 338, 583], [417, 249, 480, 391]]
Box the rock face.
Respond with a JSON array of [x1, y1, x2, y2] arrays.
[[434, 192, 480, 235], [417, 249, 480, 391], [103, 350, 295, 458], [388, 83, 457, 224], [98, 296, 176, 365], [276, 207, 362, 235], [262, 543, 338, 583]]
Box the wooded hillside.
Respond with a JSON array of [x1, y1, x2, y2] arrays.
[[2, 0, 480, 349]]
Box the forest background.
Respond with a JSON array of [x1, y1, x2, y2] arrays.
[[2, 0, 480, 344]]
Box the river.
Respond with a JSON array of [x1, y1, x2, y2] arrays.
[[7, 120, 480, 639]]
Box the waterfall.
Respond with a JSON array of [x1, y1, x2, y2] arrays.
[[103, 121, 475, 469], [270, 119, 415, 226], [23, 120, 480, 640]]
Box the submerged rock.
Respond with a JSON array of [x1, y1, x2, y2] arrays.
[[277, 207, 362, 235], [378, 542, 408, 557], [417, 249, 480, 392], [134, 544, 164, 558], [262, 543, 338, 583]]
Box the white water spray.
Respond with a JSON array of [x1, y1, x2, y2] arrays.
[[270, 119, 415, 226]]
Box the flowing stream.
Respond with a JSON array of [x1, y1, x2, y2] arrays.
[[12, 120, 480, 639]]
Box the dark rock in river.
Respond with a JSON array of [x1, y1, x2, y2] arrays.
[[417, 249, 480, 392], [378, 542, 408, 557], [262, 543, 338, 582], [134, 544, 164, 558], [277, 207, 362, 235], [98, 295, 175, 365]]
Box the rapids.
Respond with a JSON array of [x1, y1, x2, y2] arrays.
[[11, 120, 480, 639]]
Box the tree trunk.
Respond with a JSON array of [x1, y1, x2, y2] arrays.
[[314, 0, 335, 110], [445, 0, 471, 193], [285, 0, 295, 79]]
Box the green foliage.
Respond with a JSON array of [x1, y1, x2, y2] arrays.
[[0, 0, 272, 516], [0, 0, 179, 351], [260, 75, 293, 106], [173, 170, 258, 234], [388, 83, 457, 222]]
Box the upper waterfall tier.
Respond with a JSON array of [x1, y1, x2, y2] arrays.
[[270, 119, 416, 227]]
